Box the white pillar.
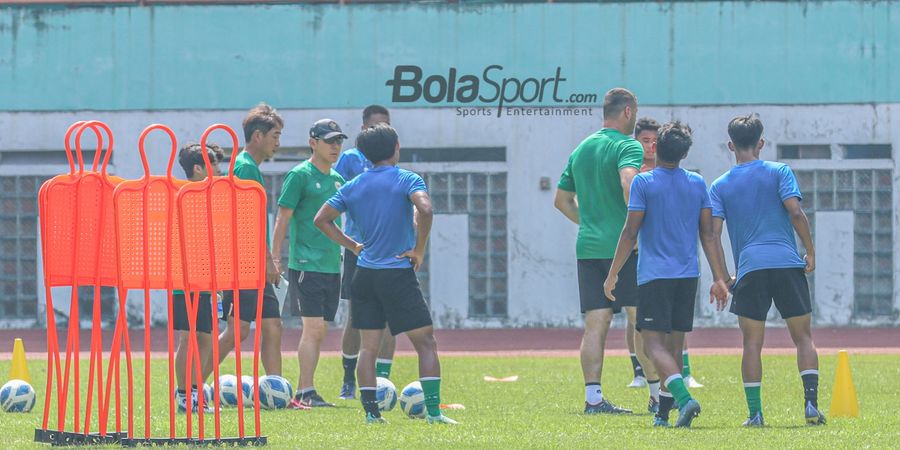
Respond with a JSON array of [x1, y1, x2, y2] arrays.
[[428, 214, 469, 328], [814, 211, 855, 325]]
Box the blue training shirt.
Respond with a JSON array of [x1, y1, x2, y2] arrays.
[[628, 167, 711, 285], [709, 160, 806, 287], [333, 148, 374, 241], [326, 166, 426, 269]]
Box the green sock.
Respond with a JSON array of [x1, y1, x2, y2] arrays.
[[744, 383, 761, 416], [682, 351, 692, 377], [375, 359, 393, 378], [421, 377, 441, 417], [665, 375, 692, 408]]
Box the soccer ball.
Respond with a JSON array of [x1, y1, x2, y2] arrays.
[[202, 383, 214, 405], [375, 377, 397, 412], [1, 379, 36, 413], [219, 375, 254, 407], [399, 381, 426, 418], [258, 375, 292, 410]]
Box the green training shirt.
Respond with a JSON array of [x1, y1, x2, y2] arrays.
[[277, 160, 344, 273], [557, 128, 643, 259], [232, 150, 271, 247]]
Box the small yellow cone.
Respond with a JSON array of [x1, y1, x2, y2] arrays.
[[10, 338, 31, 384], [829, 349, 859, 418]]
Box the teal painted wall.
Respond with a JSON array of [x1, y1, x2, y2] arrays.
[[0, 1, 896, 111]]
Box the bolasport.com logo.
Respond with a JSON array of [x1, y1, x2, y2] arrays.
[[385, 65, 597, 118]]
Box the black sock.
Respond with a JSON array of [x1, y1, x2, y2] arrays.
[[801, 371, 819, 410], [657, 394, 675, 421], [360, 388, 380, 417], [177, 388, 186, 395], [343, 355, 358, 384], [630, 354, 645, 378]]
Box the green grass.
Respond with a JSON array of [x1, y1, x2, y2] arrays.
[[2, 353, 898, 449]]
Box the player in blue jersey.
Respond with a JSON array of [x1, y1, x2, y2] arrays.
[[709, 114, 823, 427], [603, 121, 730, 428], [315, 124, 456, 425], [333, 105, 397, 400]]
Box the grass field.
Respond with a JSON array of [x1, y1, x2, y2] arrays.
[[2, 353, 897, 449]]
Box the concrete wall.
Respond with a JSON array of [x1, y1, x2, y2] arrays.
[[1, 0, 897, 326], [4, 103, 897, 326]]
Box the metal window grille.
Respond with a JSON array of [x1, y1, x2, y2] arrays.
[[423, 172, 508, 318], [795, 169, 894, 318], [0, 176, 46, 323]]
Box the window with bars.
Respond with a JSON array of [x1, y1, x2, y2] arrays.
[[423, 172, 508, 318], [262, 170, 509, 320], [795, 169, 894, 318], [0, 176, 46, 322]]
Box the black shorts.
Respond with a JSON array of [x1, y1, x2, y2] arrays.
[[351, 266, 432, 336], [341, 250, 358, 300], [577, 252, 638, 313], [288, 269, 341, 321], [173, 292, 213, 334], [730, 268, 812, 321], [636, 278, 698, 333], [221, 283, 280, 323]]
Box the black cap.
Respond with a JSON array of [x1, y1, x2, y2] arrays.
[[309, 119, 348, 140]]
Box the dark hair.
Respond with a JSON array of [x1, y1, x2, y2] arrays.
[[356, 123, 399, 164], [728, 113, 764, 149], [178, 142, 224, 179], [602, 88, 637, 119], [242, 103, 284, 142], [634, 117, 660, 137], [656, 121, 693, 163], [362, 105, 390, 127]]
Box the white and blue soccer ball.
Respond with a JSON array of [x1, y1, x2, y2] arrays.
[[258, 375, 292, 410], [399, 381, 426, 418], [375, 377, 397, 412], [219, 374, 254, 407], [202, 383, 214, 405], [1, 379, 36, 413]]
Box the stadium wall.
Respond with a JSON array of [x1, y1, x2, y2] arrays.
[[0, 1, 896, 327]]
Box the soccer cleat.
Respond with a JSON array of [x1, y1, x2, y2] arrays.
[[742, 411, 765, 427], [648, 397, 659, 414], [584, 399, 633, 415], [627, 376, 648, 388], [366, 412, 387, 424], [176, 391, 214, 414], [805, 402, 827, 426], [426, 414, 459, 425], [301, 393, 336, 408], [684, 375, 704, 388], [652, 416, 671, 427], [674, 399, 701, 428], [339, 381, 356, 400], [288, 397, 312, 410]]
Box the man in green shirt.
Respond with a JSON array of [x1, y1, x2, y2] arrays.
[[272, 119, 347, 409], [217, 103, 285, 377], [554, 88, 642, 415]]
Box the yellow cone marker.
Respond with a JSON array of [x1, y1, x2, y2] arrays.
[[10, 338, 31, 384], [829, 349, 859, 418]]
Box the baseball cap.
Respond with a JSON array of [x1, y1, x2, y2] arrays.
[[309, 119, 348, 140]]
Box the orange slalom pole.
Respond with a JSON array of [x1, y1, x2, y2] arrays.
[[166, 288, 176, 439]]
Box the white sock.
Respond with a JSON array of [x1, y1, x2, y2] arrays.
[[585, 384, 602, 404], [664, 373, 684, 388], [648, 380, 660, 402]]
